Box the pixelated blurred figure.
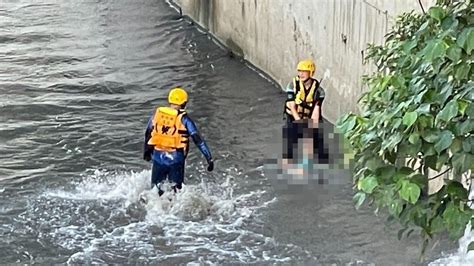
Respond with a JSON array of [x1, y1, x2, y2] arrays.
[[265, 122, 351, 190], [263, 59, 353, 190]]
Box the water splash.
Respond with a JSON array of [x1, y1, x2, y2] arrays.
[[429, 223, 474, 265], [31, 169, 317, 264]]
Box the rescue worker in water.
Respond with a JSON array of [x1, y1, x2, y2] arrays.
[[143, 87, 214, 195], [282, 59, 327, 166]]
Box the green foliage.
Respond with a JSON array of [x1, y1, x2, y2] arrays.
[[336, 0, 474, 256]]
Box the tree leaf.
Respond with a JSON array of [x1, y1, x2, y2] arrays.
[[338, 115, 357, 134], [458, 119, 474, 136], [399, 180, 421, 204], [399, 141, 421, 157], [457, 28, 474, 54], [403, 40, 417, 53], [431, 57, 445, 74], [434, 130, 454, 154], [455, 63, 471, 81], [361, 131, 378, 145], [414, 89, 428, 103], [358, 175, 378, 194], [417, 103, 431, 114], [442, 202, 471, 240], [462, 137, 473, 153], [446, 46, 462, 62], [431, 216, 445, 234], [353, 191, 366, 209], [410, 174, 427, 189], [446, 181, 468, 201], [437, 100, 459, 123], [452, 153, 472, 175], [385, 150, 397, 164], [389, 200, 404, 218], [422, 141, 436, 156], [377, 165, 396, 182], [380, 75, 392, 90], [468, 241, 474, 252], [403, 111, 418, 128], [457, 28, 469, 48], [366, 158, 384, 171], [466, 28, 474, 54], [450, 138, 463, 153], [436, 153, 450, 170], [424, 39, 448, 61], [467, 103, 474, 117], [416, 21, 430, 35], [441, 15, 458, 30], [422, 129, 440, 143], [409, 132, 420, 144], [393, 117, 402, 129], [458, 100, 469, 115], [433, 84, 453, 105], [428, 6, 445, 22], [425, 155, 438, 170], [382, 133, 403, 152], [418, 115, 434, 128]]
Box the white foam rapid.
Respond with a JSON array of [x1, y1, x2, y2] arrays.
[[33, 168, 315, 264]]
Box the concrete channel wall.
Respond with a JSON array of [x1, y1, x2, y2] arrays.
[[172, 0, 433, 124]]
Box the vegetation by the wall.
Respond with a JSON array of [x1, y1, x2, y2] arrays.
[[337, 0, 473, 258]]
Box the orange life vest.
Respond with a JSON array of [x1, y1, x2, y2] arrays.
[[147, 107, 189, 152]]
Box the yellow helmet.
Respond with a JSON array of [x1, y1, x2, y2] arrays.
[[297, 59, 316, 76], [168, 87, 188, 105]]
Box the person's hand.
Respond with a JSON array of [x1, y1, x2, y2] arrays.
[[143, 146, 153, 162], [308, 118, 319, 128], [207, 160, 214, 172], [143, 151, 151, 162]]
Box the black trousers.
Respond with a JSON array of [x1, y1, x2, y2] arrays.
[[282, 116, 328, 163]]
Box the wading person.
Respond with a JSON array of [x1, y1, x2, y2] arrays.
[[143, 87, 214, 196]]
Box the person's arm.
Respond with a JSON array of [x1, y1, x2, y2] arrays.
[[310, 104, 321, 127], [310, 85, 325, 126], [143, 110, 155, 161], [285, 81, 301, 120], [182, 115, 214, 171], [287, 101, 301, 121]]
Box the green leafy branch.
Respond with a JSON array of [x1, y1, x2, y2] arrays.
[[337, 0, 474, 259]]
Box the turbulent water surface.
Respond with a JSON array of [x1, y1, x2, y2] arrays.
[[0, 0, 462, 264]]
